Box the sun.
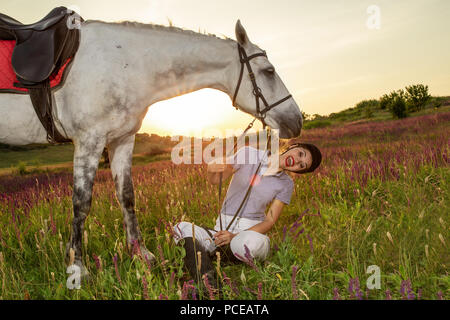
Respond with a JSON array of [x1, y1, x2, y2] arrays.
[[140, 88, 261, 138]]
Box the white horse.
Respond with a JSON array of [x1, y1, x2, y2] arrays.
[[0, 19, 302, 275]]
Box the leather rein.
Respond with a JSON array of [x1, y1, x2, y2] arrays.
[[217, 43, 291, 231]]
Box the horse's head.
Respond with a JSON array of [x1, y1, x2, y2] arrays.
[[230, 20, 302, 139]]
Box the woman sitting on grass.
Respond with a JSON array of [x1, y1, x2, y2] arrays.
[[173, 139, 322, 294]]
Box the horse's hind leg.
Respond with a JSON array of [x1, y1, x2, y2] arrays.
[[108, 135, 156, 263], [66, 136, 105, 278]]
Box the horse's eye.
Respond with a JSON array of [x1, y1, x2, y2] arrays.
[[264, 68, 275, 76]]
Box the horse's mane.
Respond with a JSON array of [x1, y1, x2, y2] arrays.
[[84, 20, 234, 42]]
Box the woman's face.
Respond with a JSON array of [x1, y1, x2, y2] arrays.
[[280, 146, 313, 173]]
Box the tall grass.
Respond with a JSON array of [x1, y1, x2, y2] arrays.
[[0, 112, 448, 299]]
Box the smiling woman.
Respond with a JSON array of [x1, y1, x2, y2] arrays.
[[140, 88, 263, 137]]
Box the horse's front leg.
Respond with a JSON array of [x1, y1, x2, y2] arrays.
[[108, 134, 156, 263], [66, 136, 105, 279]]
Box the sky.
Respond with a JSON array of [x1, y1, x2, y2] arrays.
[[3, 0, 449, 137]]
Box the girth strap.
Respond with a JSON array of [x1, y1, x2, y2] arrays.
[[27, 80, 71, 144]]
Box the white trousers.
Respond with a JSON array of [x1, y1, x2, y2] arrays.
[[173, 214, 270, 261]]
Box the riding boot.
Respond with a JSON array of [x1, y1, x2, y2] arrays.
[[182, 237, 220, 298]]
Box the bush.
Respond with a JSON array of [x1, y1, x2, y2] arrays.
[[143, 144, 168, 157], [356, 99, 380, 110], [379, 90, 408, 119], [355, 99, 379, 118], [14, 161, 28, 175], [390, 95, 408, 119], [405, 84, 431, 112], [303, 119, 332, 129], [379, 94, 391, 110]]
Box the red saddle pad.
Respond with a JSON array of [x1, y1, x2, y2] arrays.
[[0, 40, 70, 93]]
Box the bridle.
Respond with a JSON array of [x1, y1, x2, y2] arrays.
[[231, 43, 292, 129]]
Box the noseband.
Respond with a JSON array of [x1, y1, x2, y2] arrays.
[[231, 43, 292, 128]]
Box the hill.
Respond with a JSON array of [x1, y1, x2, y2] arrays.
[[303, 95, 450, 129]]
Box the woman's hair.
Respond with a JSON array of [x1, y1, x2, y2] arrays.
[[281, 140, 322, 174]]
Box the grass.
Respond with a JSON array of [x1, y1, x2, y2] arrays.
[[0, 112, 448, 300], [0, 143, 75, 169], [0, 136, 174, 176]]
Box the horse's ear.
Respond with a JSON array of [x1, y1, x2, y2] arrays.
[[235, 20, 249, 46]]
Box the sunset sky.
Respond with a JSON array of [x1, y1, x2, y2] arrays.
[[4, 0, 449, 137]]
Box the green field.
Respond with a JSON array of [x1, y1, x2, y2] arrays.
[[0, 134, 175, 175], [0, 108, 448, 300]]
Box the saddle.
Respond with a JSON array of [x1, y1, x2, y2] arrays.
[[0, 6, 82, 143]]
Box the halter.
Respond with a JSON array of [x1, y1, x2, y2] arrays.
[[231, 43, 292, 128]]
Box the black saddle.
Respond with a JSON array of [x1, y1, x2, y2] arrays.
[[0, 7, 82, 144], [0, 6, 74, 84]]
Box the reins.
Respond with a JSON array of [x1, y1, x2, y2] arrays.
[[216, 42, 292, 232], [217, 117, 256, 231]]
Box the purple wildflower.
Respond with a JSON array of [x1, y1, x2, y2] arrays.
[[436, 291, 443, 300], [203, 274, 216, 300], [257, 282, 263, 300], [333, 288, 341, 300], [234, 246, 259, 272], [181, 280, 197, 300], [92, 253, 101, 270], [181, 281, 189, 300], [293, 228, 305, 241], [157, 243, 165, 264], [306, 234, 314, 253], [348, 277, 362, 300], [132, 239, 141, 257], [282, 225, 287, 242], [400, 280, 413, 300], [385, 289, 392, 300], [348, 278, 354, 296], [142, 276, 149, 300], [143, 254, 152, 272], [113, 254, 122, 285], [291, 266, 298, 300], [190, 281, 197, 300], [223, 271, 239, 296]]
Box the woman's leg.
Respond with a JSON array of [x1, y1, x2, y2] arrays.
[[230, 230, 270, 262], [173, 222, 219, 291], [173, 222, 216, 251]]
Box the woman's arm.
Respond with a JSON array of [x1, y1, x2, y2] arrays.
[[214, 200, 286, 246], [247, 199, 285, 234]]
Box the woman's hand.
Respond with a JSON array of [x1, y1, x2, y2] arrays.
[[206, 159, 235, 184], [207, 163, 227, 173], [214, 230, 236, 247]]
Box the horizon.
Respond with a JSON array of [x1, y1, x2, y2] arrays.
[[3, 0, 449, 137]]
